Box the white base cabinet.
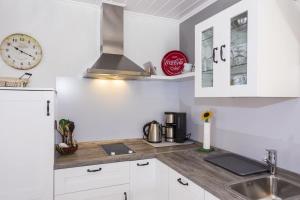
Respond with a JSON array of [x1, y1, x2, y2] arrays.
[[205, 192, 220, 200], [0, 89, 55, 200], [130, 159, 169, 200], [169, 168, 205, 200], [55, 159, 220, 200], [55, 185, 129, 200]]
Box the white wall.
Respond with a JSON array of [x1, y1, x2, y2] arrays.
[[0, 0, 100, 88], [56, 77, 179, 141], [0, 0, 179, 88], [178, 80, 300, 174]]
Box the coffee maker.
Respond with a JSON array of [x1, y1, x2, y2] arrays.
[[164, 112, 187, 143]]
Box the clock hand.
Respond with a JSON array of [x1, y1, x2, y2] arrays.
[[13, 46, 35, 58]]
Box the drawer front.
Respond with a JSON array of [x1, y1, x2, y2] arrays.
[[55, 162, 130, 195], [55, 184, 129, 200]]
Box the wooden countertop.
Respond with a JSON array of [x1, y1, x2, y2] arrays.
[[55, 139, 300, 200]]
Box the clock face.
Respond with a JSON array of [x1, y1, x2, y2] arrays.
[[0, 33, 43, 70]]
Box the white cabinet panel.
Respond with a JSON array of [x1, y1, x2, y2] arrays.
[[55, 184, 129, 200], [55, 162, 130, 195], [0, 90, 55, 200], [155, 160, 169, 200], [169, 169, 204, 200], [205, 191, 220, 200], [130, 159, 169, 200], [130, 159, 156, 200]]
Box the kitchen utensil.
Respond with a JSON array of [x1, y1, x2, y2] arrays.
[[0, 73, 32, 87], [183, 63, 193, 73], [143, 121, 162, 143]]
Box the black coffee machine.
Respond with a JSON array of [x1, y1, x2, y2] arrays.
[[164, 112, 187, 143]]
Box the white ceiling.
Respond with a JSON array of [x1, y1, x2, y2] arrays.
[[70, 0, 216, 20]]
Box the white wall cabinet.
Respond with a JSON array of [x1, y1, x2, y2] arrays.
[[195, 0, 300, 97], [0, 89, 55, 200], [169, 168, 205, 200]]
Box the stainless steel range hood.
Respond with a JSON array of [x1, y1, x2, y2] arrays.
[[84, 3, 150, 80]]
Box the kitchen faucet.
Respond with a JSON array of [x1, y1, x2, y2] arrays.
[[264, 149, 277, 175]]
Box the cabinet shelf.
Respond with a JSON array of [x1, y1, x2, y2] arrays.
[[146, 72, 195, 81]]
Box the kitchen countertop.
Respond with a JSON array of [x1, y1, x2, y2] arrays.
[[55, 139, 300, 200]]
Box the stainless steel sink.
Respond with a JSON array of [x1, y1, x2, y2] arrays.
[[228, 176, 300, 200]]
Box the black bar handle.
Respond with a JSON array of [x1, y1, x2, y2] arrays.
[[87, 168, 102, 173], [177, 178, 189, 186], [46, 100, 50, 116], [213, 47, 218, 64], [137, 162, 149, 167], [124, 192, 127, 200], [220, 44, 226, 62]]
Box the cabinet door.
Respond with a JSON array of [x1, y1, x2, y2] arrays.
[[221, 0, 258, 96], [205, 191, 220, 200], [55, 184, 129, 200], [0, 90, 54, 200], [169, 169, 204, 200], [130, 159, 156, 200], [195, 14, 225, 97]]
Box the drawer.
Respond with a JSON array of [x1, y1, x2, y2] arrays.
[[55, 162, 130, 195], [55, 184, 129, 200]]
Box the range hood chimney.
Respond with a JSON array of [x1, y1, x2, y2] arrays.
[[84, 3, 150, 80]]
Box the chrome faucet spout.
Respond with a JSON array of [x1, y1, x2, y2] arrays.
[[264, 149, 277, 175]]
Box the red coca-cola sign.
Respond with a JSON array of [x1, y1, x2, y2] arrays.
[[161, 51, 188, 76]]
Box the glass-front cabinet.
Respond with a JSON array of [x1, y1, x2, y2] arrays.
[[230, 12, 248, 86], [201, 27, 214, 88], [195, 0, 253, 97], [195, 0, 300, 97]]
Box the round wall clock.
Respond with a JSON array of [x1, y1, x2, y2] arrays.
[[0, 33, 43, 70]]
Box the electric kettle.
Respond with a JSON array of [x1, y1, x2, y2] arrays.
[[143, 121, 162, 143]]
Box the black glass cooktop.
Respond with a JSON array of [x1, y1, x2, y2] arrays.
[[101, 143, 135, 156]]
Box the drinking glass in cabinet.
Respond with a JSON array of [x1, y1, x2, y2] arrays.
[[230, 12, 248, 86], [201, 27, 214, 88]]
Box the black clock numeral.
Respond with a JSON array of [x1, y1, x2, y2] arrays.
[[28, 40, 31, 44], [33, 45, 35, 49], [13, 60, 15, 63], [7, 55, 11, 58], [28, 62, 31, 65], [20, 62, 23, 66], [7, 42, 11, 46], [5, 49, 9, 52], [35, 52, 38, 55]]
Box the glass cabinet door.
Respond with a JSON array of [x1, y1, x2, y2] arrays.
[[230, 12, 248, 86], [201, 27, 214, 88]]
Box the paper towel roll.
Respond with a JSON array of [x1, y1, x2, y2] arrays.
[[203, 122, 211, 150]]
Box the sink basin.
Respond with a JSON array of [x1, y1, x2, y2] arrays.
[[228, 176, 300, 200]]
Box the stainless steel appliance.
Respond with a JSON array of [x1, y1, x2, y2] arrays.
[[165, 125, 175, 142], [164, 112, 187, 143], [84, 3, 150, 80], [143, 121, 162, 143]]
